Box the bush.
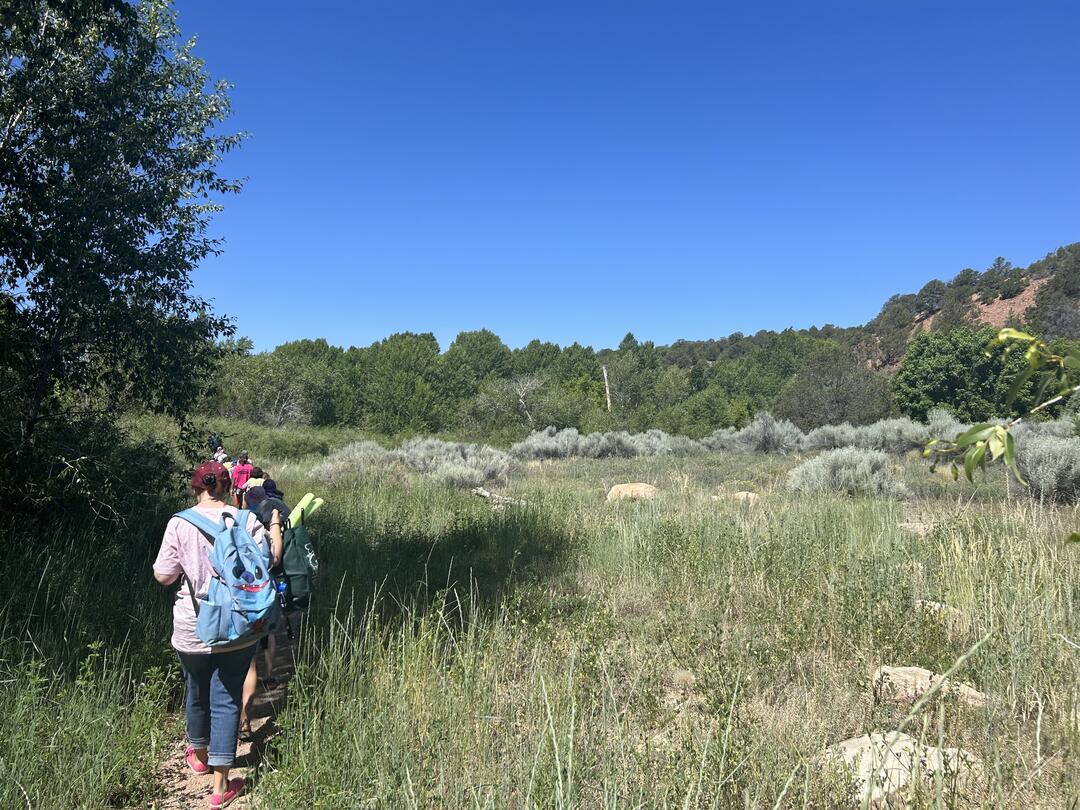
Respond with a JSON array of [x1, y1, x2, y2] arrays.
[[701, 412, 805, 454], [397, 437, 513, 486], [312, 437, 513, 488], [509, 426, 704, 460], [310, 440, 394, 484], [802, 417, 927, 454], [1015, 433, 1080, 503], [787, 448, 906, 497]]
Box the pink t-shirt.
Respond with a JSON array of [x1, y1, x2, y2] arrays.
[[231, 462, 253, 491], [153, 503, 269, 654]]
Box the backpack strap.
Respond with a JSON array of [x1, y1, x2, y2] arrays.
[[172, 508, 228, 619], [174, 508, 224, 540]]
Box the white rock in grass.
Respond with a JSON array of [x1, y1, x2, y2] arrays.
[[872, 665, 987, 708], [606, 483, 658, 502], [819, 731, 978, 806]]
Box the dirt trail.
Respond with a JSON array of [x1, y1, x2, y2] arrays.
[[153, 621, 300, 809]]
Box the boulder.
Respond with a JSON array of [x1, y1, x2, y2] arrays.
[[818, 731, 977, 806], [872, 665, 986, 708], [606, 483, 658, 502]]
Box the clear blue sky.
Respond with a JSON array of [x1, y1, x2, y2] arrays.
[[179, 1, 1080, 353]]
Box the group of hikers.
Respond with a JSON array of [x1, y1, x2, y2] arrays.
[[152, 433, 319, 808]]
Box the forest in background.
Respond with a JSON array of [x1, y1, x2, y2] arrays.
[[210, 242, 1080, 442]]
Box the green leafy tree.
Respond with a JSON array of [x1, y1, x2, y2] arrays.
[[774, 344, 892, 430], [362, 332, 441, 434], [894, 327, 1032, 421], [445, 329, 512, 382], [0, 0, 240, 502]]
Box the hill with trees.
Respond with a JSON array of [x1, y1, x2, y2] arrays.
[[209, 242, 1080, 441]]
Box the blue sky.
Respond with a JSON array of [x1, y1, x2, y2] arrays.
[[179, 1, 1080, 352]]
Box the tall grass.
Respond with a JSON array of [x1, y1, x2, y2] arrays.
[[256, 455, 1080, 807], [5, 449, 1079, 806]]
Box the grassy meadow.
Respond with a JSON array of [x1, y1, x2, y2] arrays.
[[3, 443, 1080, 807]]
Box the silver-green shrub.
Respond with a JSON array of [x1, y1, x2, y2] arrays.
[[703, 412, 805, 454], [510, 426, 704, 460], [1015, 433, 1080, 502], [310, 440, 393, 484], [312, 437, 513, 488], [396, 437, 513, 486], [787, 447, 906, 497], [802, 418, 927, 454]]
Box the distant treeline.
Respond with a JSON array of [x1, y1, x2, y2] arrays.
[[207, 241, 1080, 442]]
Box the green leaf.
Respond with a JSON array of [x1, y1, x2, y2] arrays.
[[952, 424, 995, 449], [1068, 532, 1080, 544], [1003, 430, 1025, 486], [996, 328, 1037, 344], [987, 428, 1006, 461], [964, 442, 986, 483]]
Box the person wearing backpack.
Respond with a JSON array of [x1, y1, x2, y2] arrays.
[[153, 460, 283, 809]]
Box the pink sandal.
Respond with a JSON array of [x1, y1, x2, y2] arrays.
[[210, 777, 245, 808], [185, 745, 210, 775]]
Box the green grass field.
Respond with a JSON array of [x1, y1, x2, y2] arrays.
[[3, 450, 1079, 807]]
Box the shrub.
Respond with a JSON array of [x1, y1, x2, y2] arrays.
[[509, 426, 704, 460], [787, 448, 906, 497], [802, 418, 927, 454], [702, 412, 805, 454], [312, 437, 513, 488], [1015, 433, 1080, 503], [396, 437, 513, 486], [309, 440, 394, 484]]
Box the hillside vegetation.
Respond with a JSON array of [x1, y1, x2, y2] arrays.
[[204, 244, 1080, 446]]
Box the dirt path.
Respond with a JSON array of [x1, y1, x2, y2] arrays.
[[153, 620, 300, 809]]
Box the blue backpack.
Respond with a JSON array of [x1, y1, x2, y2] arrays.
[[175, 508, 280, 647]]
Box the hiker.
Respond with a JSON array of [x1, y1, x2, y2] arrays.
[[230, 451, 253, 507], [245, 466, 266, 493], [152, 460, 283, 809]]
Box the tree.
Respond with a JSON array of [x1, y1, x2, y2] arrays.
[[914, 280, 947, 317], [0, 1, 239, 458], [361, 332, 441, 434], [445, 329, 512, 382], [893, 327, 1032, 421], [774, 344, 892, 430]]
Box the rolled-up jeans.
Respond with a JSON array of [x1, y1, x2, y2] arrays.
[[177, 645, 257, 767]]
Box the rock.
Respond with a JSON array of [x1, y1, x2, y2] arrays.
[[471, 487, 524, 506], [819, 731, 978, 806], [606, 483, 658, 502], [872, 665, 987, 708], [914, 599, 966, 625], [898, 521, 932, 536]]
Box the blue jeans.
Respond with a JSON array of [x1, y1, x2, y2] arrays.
[[177, 645, 256, 767]]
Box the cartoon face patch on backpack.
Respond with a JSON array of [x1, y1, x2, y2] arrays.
[[174, 508, 280, 646]]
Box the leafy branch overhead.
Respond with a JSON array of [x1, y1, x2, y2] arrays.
[[925, 329, 1080, 485]]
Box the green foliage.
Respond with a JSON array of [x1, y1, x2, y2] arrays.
[[774, 343, 892, 430], [894, 327, 1033, 421], [0, 0, 239, 510]]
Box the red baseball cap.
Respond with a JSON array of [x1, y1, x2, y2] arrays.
[[191, 460, 230, 491]]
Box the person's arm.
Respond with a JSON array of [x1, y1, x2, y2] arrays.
[[266, 508, 284, 567], [153, 521, 183, 586]]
